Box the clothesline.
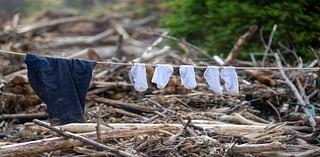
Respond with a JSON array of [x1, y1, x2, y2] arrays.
[[0, 49, 319, 70]]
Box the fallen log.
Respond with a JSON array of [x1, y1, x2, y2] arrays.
[[0, 125, 163, 157], [25, 122, 311, 135], [33, 119, 137, 157]]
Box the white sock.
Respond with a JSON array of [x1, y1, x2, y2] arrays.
[[220, 66, 239, 95], [151, 64, 174, 89], [130, 63, 148, 92], [204, 66, 222, 95], [179, 65, 197, 89]]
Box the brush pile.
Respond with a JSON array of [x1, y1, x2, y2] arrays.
[[0, 4, 320, 157]]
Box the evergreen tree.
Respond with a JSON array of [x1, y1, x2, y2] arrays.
[[162, 0, 320, 59]]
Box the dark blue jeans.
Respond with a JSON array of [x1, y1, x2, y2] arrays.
[[25, 54, 96, 124]]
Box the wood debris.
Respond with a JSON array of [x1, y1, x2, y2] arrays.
[[1, 3, 320, 157]]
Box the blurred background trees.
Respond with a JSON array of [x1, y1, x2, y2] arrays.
[[161, 0, 320, 60], [1, 0, 319, 60]]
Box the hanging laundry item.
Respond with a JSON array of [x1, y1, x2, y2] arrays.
[[179, 65, 197, 89], [220, 66, 239, 95], [151, 64, 174, 89], [130, 63, 148, 92], [204, 66, 222, 95], [25, 53, 96, 124]]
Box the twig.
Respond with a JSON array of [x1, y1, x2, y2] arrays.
[[218, 113, 266, 125], [33, 119, 138, 157], [165, 117, 191, 145], [141, 32, 168, 55], [296, 78, 307, 100], [230, 141, 284, 153], [261, 24, 277, 66], [112, 22, 130, 39], [307, 89, 318, 100], [115, 34, 124, 60], [258, 148, 320, 157], [92, 81, 131, 88], [178, 38, 193, 57], [308, 46, 320, 63], [241, 111, 270, 124], [266, 100, 282, 122], [0, 112, 48, 121], [74, 146, 113, 156], [308, 46, 320, 102], [111, 108, 148, 120], [40, 29, 114, 48], [150, 32, 212, 60], [142, 109, 168, 123], [287, 130, 320, 144], [17, 16, 89, 34], [274, 53, 316, 128], [250, 53, 257, 66], [278, 42, 301, 63], [133, 46, 171, 63], [92, 97, 160, 113], [259, 26, 268, 49], [96, 105, 102, 143]]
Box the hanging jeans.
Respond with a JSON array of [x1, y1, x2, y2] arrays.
[[25, 54, 96, 124]]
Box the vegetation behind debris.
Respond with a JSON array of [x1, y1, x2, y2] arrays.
[[161, 0, 320, 60]]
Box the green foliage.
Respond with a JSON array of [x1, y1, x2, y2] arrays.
[[21, 0, 62, 16], [18, 0, 162, 23], [20, 0, 105, 19], [161, 0, 320, 60]]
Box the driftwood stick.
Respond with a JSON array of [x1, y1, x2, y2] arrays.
[[112, 22, 130, 39], [66, 48, 102, 60], [96, 105, 102, 143], [73, 146, 113, 156], [115, 34, 124, 60], [258, 149, 320, 157], [133, 46, 170, 63], [93, 97, 160, 113], [224, 25, 258, 65], [165, 118, 191, 145], [218, 113, 266, 125], [231, 141, 284, 153], [143, 110, 169, 123], [151, 32, 212, 59], [26, 122, 312, 136], [32, 119, 137, 157], [92, 81, 131, 88], [40, 29, 114, 48], [111, 108, 148, 120], [0, 112, 48, 121], [241, 111, 270, 124], [274, 53, 316, 128], [141, 32, 168, 55], [261, 24, 277, 66], [17, 16, 89, 34]]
